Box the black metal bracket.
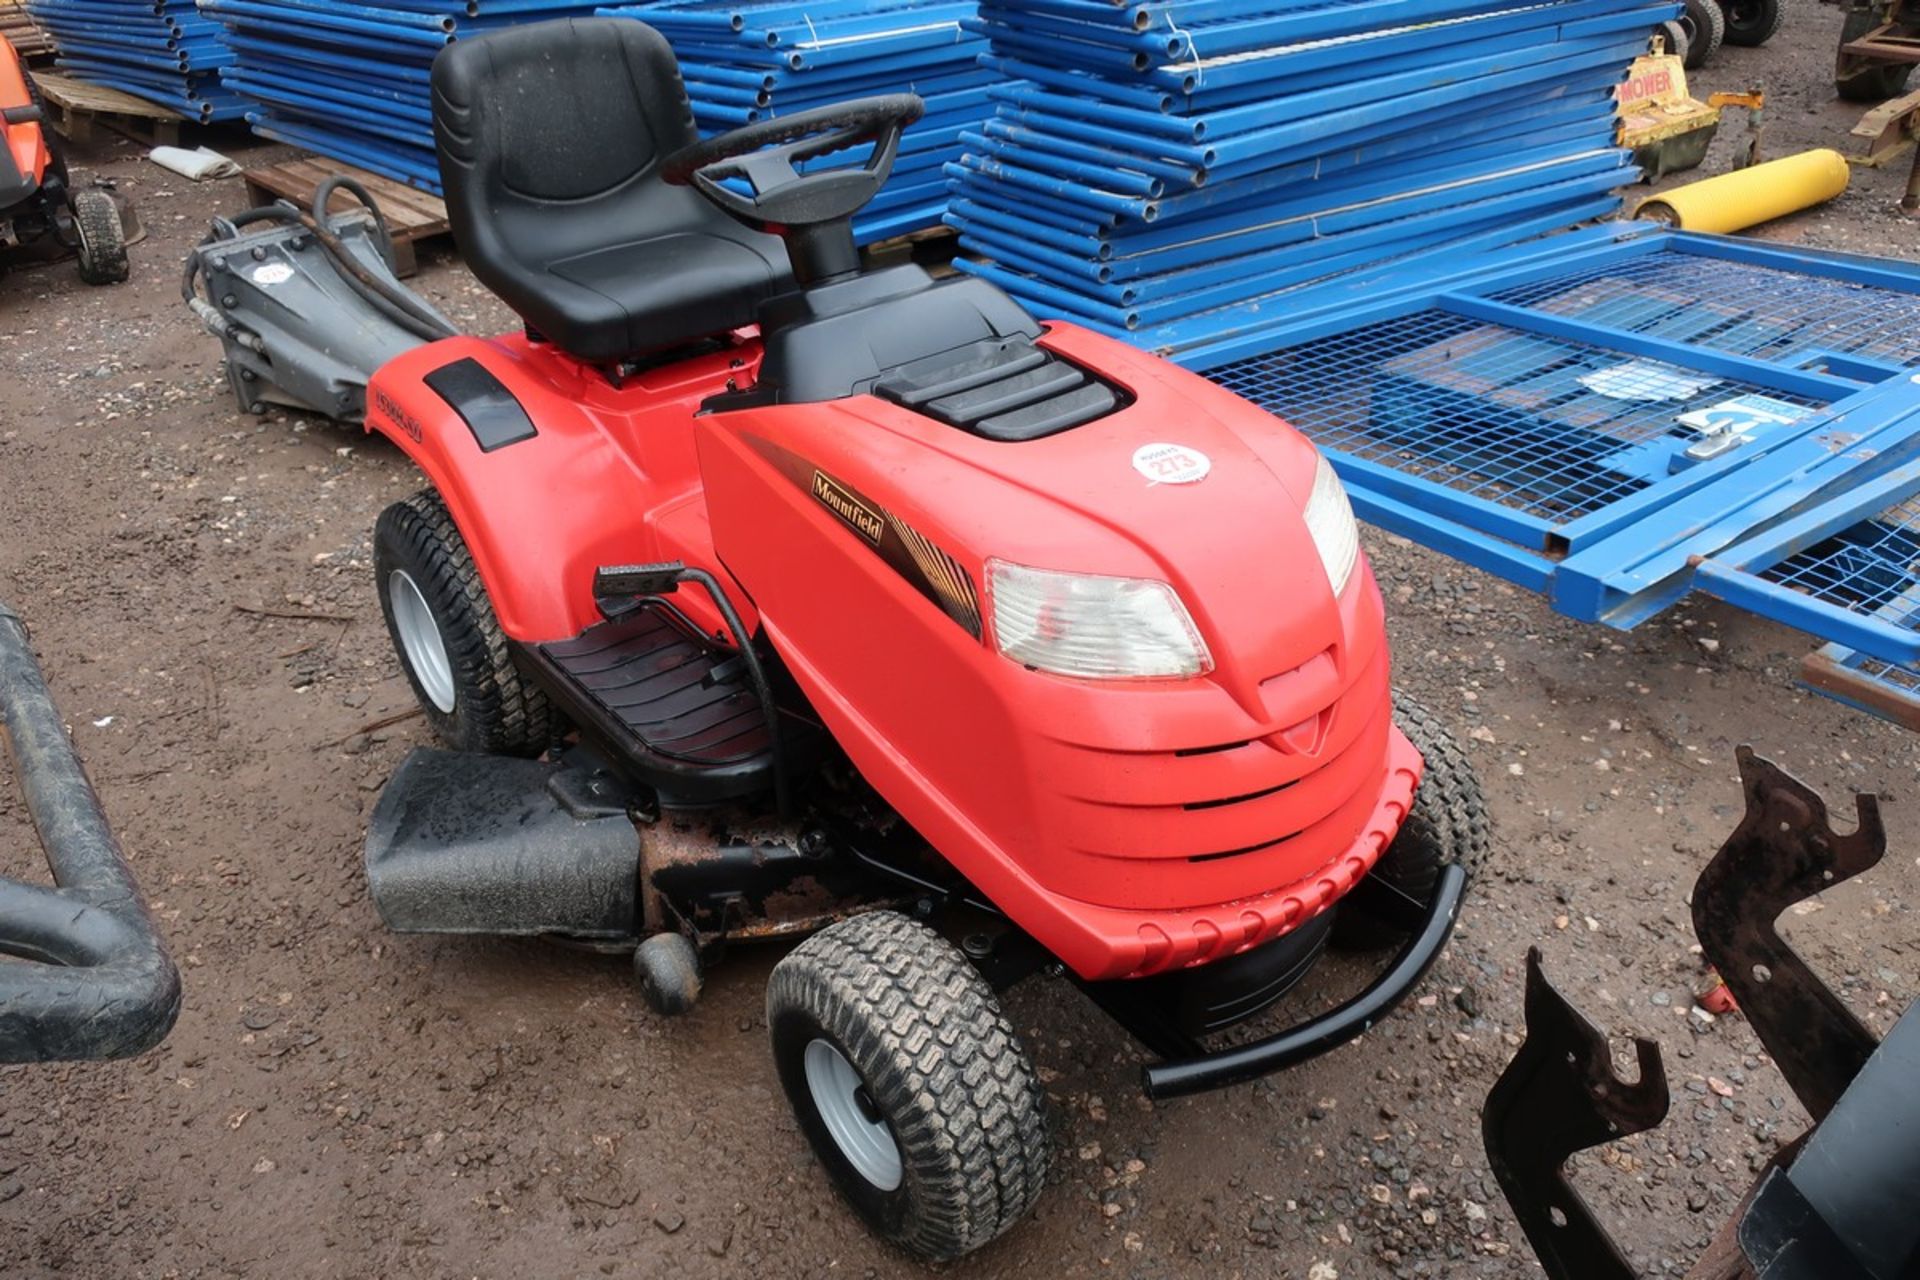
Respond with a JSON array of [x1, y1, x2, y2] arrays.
[[1482, 950, 1670, 1280], [1484, 749, 1911, 1280], [1133, 861, 1467, 1099], [0, 603, 180, 1063], [1692, 746, 1884, 1123]]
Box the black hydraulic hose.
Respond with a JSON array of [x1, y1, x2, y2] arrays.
[[311, 174, 397, 271], [675, 567, 791, 820], [0, 603, 180, 1063]]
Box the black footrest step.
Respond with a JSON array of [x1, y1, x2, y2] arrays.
[[528, 605, 772, 801]]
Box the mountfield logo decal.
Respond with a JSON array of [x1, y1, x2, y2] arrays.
[[812, 470, 886, 544], [374, 389, 424, 444]]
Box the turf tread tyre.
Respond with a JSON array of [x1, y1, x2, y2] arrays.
[[1837, 7, 1913, 100], [1680, 0, 1725, 66], [374, 490, 556, 756], [1722, 0, 1781, 45], [71, 189, 128, 286], [1336, 689, 1490, 949], [768, 911, 1049, 1261]]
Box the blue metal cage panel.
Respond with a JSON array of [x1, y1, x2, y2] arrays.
[[1173, 224, 1920, 728], [1208, 308, 1826, 529]]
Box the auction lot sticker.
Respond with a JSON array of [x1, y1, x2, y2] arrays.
[[1133, 442, 1211, 485]]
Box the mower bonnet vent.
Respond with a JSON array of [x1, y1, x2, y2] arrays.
[[874, 337, 1122, 442]]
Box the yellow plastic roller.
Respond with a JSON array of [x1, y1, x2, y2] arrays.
[[1633, 149, 1850, 233]]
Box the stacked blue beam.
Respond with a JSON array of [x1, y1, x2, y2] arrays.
[[25, 0, 244, 121], [948, 0, 1676, 355], [202, 0, 607, 191], [598, 1, 992, 244]]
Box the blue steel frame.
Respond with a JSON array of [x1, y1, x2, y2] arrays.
[[1180, 227, 1920, 666]]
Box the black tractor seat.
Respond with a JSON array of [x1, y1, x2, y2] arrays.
[[431, 19, 794, 364]]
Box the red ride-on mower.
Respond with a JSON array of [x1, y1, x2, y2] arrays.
[[185, 19, 1486, 1259], [0, 34, 127, 285]]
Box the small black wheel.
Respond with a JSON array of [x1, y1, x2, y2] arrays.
[[1837, 6, 1913, 100], [1722, 0, 1782, 45], [1335, 690, 1490, 950], [634, 932, 702, 1015], [71, 189, 129, 286], [767, 911, 1049, 1261], [1679, 0, 1725, 67], [374, 489, 558, 756], [1658, 19, 1692, 62]]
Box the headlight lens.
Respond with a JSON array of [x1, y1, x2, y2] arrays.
[[1303, 452, 1360, 595], [986, 559, 1212, 680]]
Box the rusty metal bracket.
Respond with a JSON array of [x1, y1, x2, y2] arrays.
[[1849, 86, 1920, 166], [1691, 747, 1884, 1124], [1483, 948, 1671, 1280]]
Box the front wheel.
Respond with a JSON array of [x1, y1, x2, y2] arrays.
[[1335, 689, 1490, 950], [767, 911, 1049, 1262], [373, 490, 557, 756], [71, 189, 129, 286], [1679, 0, 1725, 67]]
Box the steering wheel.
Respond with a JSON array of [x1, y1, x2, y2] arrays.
[[662, 94, 923, 282]]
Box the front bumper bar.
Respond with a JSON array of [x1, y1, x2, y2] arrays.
[[1141, 862, 1467, 1100], [0, 603, 179, 1063]]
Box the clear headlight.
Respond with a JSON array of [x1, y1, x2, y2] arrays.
[[986, 559, 1212, 680], [1304, 452, 1360, 596]]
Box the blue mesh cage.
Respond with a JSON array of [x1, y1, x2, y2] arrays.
[[1208, 306, 1827, 525]]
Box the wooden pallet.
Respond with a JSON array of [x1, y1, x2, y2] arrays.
[[30, 71, 191, 147], [861, 222, 958, 273], [242, 157, 450, 278], [1, 6, 53, 60]]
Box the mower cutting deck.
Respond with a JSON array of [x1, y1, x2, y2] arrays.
[[184, 18, 1486, 1260]]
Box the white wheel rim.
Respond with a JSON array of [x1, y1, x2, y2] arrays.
[[804, 1038, 902, 1191], [389, 569, 456, 714]]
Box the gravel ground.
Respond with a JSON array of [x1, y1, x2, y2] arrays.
[[2, 10, 1919, 1277]]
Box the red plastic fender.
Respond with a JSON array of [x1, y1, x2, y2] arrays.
[[363, 335, 746, 643]]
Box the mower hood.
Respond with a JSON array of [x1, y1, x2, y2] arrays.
[[698, 322, 1414, 979]]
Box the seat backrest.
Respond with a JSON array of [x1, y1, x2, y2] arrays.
[[431, 19, 785, 357]]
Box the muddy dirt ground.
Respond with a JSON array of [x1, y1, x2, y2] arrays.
[[3, 9, 1920, 1277]]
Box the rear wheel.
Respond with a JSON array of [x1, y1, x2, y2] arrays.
[[71, 189, 128, 286], [1722, 0, 1782, 45], [374, 490, 557, 756], [1335, 689, 1490, 950], [767, 910, 1049, 1261], [1658, 19, 1692, 62], [1837, 6, 1913, 101], [1679, 0, 1725, 67]]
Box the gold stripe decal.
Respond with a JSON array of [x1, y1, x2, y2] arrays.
[[889, 514, 983, 637]]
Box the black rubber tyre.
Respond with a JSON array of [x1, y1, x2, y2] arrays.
[[1722, 0, 1782, 45], [1335, 690, 1490, 950], [1658, 19, 1692, 62], [767, 910, 1049, 1262], [1679, 0, 1725, 67], [71, 189, 129, 286], [373, 490, 557, 756], [1837, 7, 1913, 101]]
